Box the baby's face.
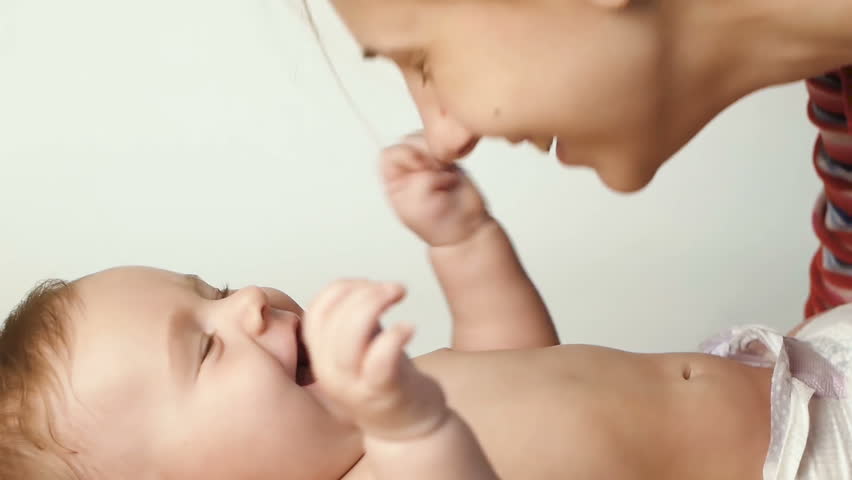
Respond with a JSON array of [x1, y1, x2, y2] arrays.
[[63, 266, 360, 479]]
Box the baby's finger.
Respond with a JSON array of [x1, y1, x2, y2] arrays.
[[401, 134, 444, 169], [389, 170, 455, 202], [426, 170, 461, 192], [400, 131, 429, 152], [381, 144, 421, 178], [332, 283, 406, 372], [303, 279, 367, 348], [380, 137, 438, 180], [361, 322, 416, 388]]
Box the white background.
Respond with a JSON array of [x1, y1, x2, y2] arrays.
[[0, 0, 821, 355]]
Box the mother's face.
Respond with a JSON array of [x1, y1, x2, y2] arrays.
[[332, 0, 690, 192]]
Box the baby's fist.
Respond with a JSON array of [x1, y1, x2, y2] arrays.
[[381, 134, 490, 246], [303, 279, 449, 441]]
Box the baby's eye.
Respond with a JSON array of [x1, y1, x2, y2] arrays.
[[216, 285, 231, 299]]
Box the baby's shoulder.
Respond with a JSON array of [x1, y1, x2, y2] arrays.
[[412, 347, 455, 369]]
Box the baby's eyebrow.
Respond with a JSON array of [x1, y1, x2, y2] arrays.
[[184, 274, 205, 293], [184, 274, 223, 300]]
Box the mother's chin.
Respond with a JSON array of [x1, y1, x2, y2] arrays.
[[555, 138, 665, 193]]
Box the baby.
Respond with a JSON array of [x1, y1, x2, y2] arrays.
[[2, 136, 851, 479]]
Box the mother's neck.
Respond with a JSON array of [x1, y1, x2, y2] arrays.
[[666, 0, 852, 94], [643, 0, 852, 167]]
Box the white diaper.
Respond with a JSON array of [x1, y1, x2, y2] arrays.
[[700, 305, 852, 480]]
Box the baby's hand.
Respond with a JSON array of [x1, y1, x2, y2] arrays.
[[303, 279, 449, 441], [381, 134, 489, 246]]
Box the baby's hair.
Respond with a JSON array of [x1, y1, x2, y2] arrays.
[[1, 279, 81, 479]]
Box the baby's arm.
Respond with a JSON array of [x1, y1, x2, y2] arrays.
[[363, 411, 499, 480], [382, 136, 558, 351], [303, 280, 500, 480], [429, 218, 557, 350]]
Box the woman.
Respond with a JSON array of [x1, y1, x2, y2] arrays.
[[328, 0, 852, 322]]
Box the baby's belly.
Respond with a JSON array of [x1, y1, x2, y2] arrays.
[[415, 345, 773, 480]]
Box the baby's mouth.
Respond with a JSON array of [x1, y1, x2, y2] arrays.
[[295, 324, 314, 386]]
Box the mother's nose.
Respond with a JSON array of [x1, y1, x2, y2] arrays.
[[411, 86, 480, 163]]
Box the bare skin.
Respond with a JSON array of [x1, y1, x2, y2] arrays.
[[56, 0, 843, 476], [329, 0, 852, 192], [408, 346, 772, 480], [335, 135, 772, 479], [338, 345, 773, 479], [60, 137, 772, 479]]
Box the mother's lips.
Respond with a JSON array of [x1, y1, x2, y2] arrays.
[[531, 137, 554, 153], [554, 138, 572, 165]]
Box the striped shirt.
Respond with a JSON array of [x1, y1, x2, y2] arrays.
[[805, 67, 852, 318]]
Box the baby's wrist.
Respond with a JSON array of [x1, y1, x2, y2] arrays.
[[361, 405, 453, 444], [429, 215, 500, 251]]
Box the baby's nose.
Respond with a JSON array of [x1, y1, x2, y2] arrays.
[[242, 305, 300, 372], [229, 286, 269, 336]]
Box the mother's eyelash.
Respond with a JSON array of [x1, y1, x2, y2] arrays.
[[216, 285, 231, 299]]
